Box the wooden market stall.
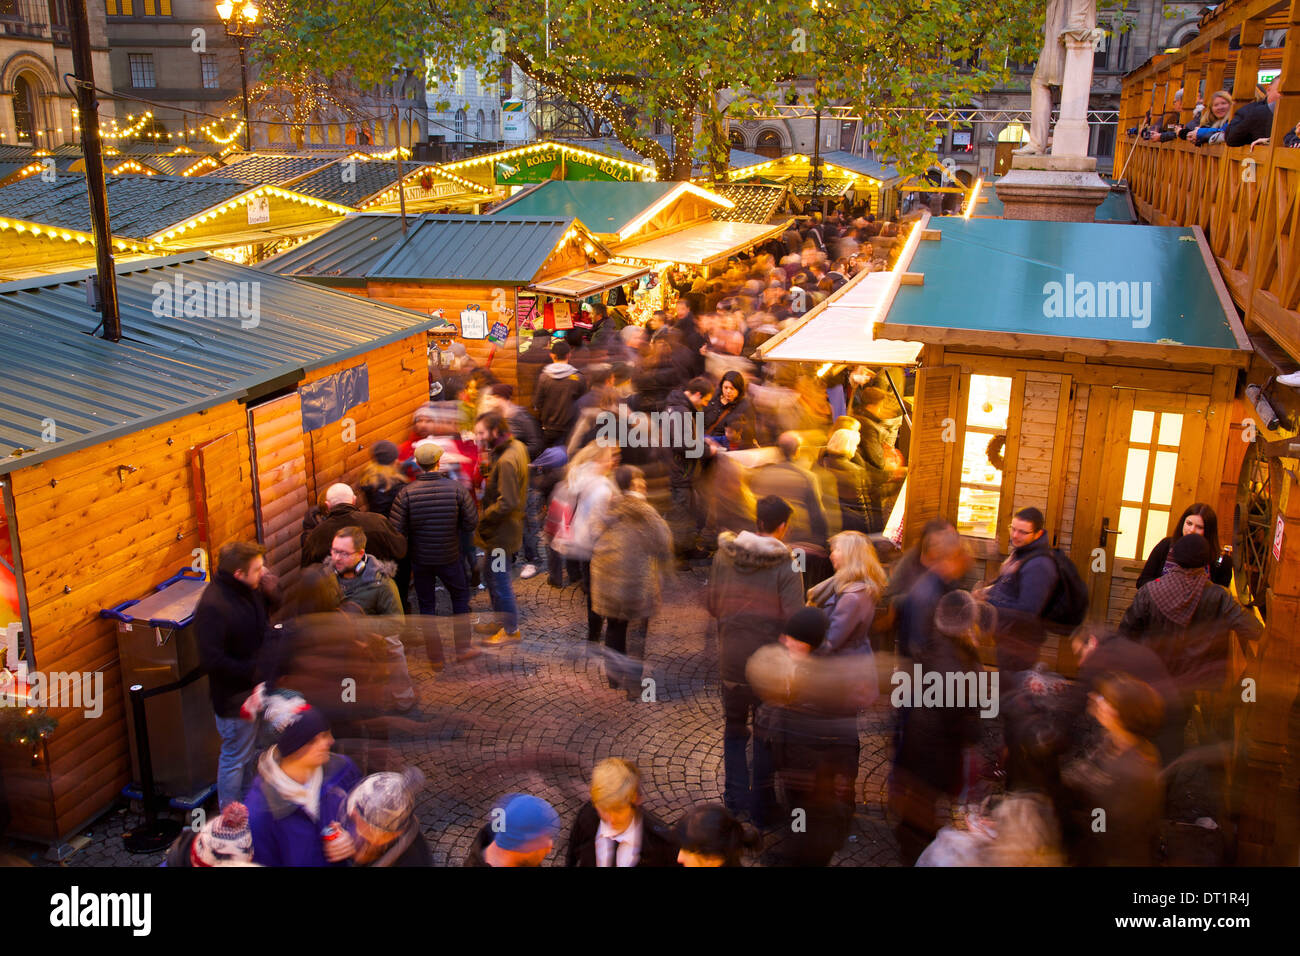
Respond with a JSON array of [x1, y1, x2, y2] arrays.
[[0, 172, 352, 274], [0, 252, 448, 851], [761, 212, 1253, 626], [725, 151, 903, 219], [202, 153, 493, 214], [260, 212, 648, 407], [434, 141, 659, 201]]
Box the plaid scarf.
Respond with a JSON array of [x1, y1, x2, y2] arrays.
[[1147, 565, 1209, 627]]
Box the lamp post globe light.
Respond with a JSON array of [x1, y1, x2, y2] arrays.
[[217, 0, 259, 150]]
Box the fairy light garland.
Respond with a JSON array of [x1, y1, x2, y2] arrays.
[[439, 141, 657, 180]]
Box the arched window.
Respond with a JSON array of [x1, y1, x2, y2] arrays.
[[728, 129, 745, 149], [13, 75, 36, 145], [756, 128, 783, 158], [490, 110, 497, 139], [476, 108, 485, 139], [454, 109, 466, 139]]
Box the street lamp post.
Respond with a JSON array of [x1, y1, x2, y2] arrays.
[[216, 0, 259, 151]]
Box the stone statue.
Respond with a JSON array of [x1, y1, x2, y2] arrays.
[[1017, 0, 1101, 155]]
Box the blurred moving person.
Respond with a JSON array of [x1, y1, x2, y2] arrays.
[[464, 793, 560, 867], [675, 804, 762, 867], [565, 758, 679, 867]]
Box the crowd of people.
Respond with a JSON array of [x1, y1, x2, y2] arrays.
[[186, 213, 1263, 866], [1137, 75, 1299, 148]]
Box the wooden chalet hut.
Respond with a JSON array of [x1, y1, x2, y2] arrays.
[[0, 253, 449, 852], [759, 213, 1253, 627]]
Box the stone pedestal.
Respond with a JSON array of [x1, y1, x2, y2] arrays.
[[994, 154, 1109, 222]]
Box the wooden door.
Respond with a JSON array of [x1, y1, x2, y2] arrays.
[[191, 432, 254, 574], [1090, 389, 1210, 624], [249, 394, 309, 592]]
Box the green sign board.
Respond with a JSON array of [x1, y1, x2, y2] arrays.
[[495, 150, 561, 185], [565, 155, 638, 182], [494, 150, 642, 185]]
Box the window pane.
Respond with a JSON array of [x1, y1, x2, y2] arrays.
[[1157, 412, 1183, 447], [1143, 509, 1170, 558], [1116, 506, 1142, 560], [1122, 448, 1149, 502], [957, 485, 1001, 539], [1150, 451, 1178, 507], [1130, 410, 1154, 443], [965, 374, 1011, 428]]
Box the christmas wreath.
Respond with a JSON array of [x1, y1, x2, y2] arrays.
[[986, 434, 1007, 472], [419, 171, 434, 191]]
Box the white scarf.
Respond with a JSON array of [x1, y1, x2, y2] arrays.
[[257, 747, 324, 821]]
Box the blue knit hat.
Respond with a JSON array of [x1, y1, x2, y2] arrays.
[[492, 794, 560, 853]]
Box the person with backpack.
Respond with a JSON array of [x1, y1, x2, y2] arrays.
[[976, 507, 1066, 674]]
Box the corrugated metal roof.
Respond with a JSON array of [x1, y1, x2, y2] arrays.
[[258, 213, 412, 280], [208, 154, 335, 184], [820, 151, 900, 183], [286, 160, 448, 207], [368, 215, 574, 282], [0, 173, 253, 239], [0, 252, 445, 473], [489, 180, 680, 233]]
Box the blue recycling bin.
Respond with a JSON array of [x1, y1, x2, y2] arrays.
[[102, 569, 219, 805]]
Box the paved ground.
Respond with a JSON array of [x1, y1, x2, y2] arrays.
[[10, 563, 975, 867]]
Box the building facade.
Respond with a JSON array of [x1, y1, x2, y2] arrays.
[[1, 0, 115, 148]]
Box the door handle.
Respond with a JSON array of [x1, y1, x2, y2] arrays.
[[1099, 517, 1122, 549]]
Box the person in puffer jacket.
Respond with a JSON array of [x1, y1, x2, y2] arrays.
[[706, 495, 805, 825], [388, 440, 479, 666]]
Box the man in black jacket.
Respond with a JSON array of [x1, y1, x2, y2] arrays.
[[1225, 76, 1281, 146], [665, 376, 715, 558], [389, 440, 479, 666], [301, 483, 408, 568], [195, 541, 277, 808], [532, 339, 586, 447]]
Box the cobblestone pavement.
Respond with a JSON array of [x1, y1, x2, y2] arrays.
[[13, 563, 936, 867]]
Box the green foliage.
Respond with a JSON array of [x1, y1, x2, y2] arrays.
[[254, 0, 1049, 179]]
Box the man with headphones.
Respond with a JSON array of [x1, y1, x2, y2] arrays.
[[330, 527, 402, 618]]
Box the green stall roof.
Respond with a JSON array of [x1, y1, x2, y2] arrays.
[[489, 180, 681, 234], [879, 217, 1249, 363]]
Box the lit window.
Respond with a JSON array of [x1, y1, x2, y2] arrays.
[[129, 54, 156, 89], [956, 374, 1012, 539], [1113, 410, 1183, 560], [454, 109, 465, 139], [201, 54, 219, 90]]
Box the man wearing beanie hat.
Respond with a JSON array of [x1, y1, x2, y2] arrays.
[[345, 770, 432, 867], [747, 608, 876, 865], [243, 692, 362, 866], [163, 801, 256, 867], [464, 793, 560, 867], [389, 434, 480, 667], [1121, 532, 1261, 700]]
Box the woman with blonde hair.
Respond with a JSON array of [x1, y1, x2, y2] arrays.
[[805, 530, 886, 655], [564, 757, 679, 867]]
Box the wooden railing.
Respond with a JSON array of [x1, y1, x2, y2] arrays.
[[1124, 138, 1300, 363]]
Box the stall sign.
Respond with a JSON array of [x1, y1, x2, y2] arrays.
[[553, 300, 573, 330], [247, 196, 270, 225], [1274, 516, 1285, 561], [487, 320, 510, 344], [566, 155, 637, 182], [496, 150, 559, 185], [460, 306, 489, 339]]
